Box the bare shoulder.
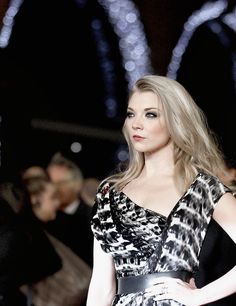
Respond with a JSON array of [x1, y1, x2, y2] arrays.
[[215, 191, 236, 212], [213, 192, 236, 243]]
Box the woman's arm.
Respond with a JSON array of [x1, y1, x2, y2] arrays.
[[197, 192, 236, 303], [187, 192, 236, 305], [145, 192, 236, 306], [86, 238, 116, 306], [213, 192, 236, 243]]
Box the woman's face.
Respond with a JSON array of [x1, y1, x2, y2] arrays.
[[34, 183, 60, 222], [124, 91, 172, 154], [47, 165, 81, 209]]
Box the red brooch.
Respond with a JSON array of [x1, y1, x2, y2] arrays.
[[101, 185, 109, 196]]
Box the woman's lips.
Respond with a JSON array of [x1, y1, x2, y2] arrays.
[[133, 135, 145, 141]]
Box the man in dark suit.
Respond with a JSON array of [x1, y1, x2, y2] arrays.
[[45, 152, 93, 268]]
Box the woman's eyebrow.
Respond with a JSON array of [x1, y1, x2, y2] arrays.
[[144, 107, 158, 111], [127, 107, 159, 111]]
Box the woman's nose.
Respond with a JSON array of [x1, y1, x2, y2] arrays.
[[132, 117, 143, 130]]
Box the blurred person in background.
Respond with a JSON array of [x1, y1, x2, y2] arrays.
[[17, 175, 63, 303], [0, 195, 29, 306], [45, 152, 94, 267], [80, 177, 100, 207], [21, 165, 49, 180], [20, 175, 92, 306], [21, 175, 60, 222], [219, 160, 236, 188], [0, 174, 62, 306]]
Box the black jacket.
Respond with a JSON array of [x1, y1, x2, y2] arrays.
[[45, 199, 93, 267], [0, 197, 62, 306]]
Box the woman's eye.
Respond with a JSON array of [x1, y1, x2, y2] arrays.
[[146, 112, 158, 118], [126, 112, 134, 118]]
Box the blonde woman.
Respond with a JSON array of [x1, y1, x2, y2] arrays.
[[87, 75, 236, 306]]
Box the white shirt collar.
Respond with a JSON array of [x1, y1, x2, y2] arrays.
[[63, 199, 80, 214]]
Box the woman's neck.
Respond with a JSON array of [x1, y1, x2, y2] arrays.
[[142, 145, 175, 179]]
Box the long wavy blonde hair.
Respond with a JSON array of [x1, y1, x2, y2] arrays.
[[107, 75, 227, 193]]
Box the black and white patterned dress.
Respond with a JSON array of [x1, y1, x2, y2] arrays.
[[91, 172, 231, 306]]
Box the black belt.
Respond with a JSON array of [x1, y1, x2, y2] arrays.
[[117, 270, 192, 294]]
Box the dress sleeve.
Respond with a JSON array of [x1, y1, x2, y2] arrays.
[[90, 180, 111, 252], [203, 174, 233, 219], [208, 175, 232, 204]]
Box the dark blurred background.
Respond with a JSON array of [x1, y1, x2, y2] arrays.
[[0, 0, 236, 182]]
